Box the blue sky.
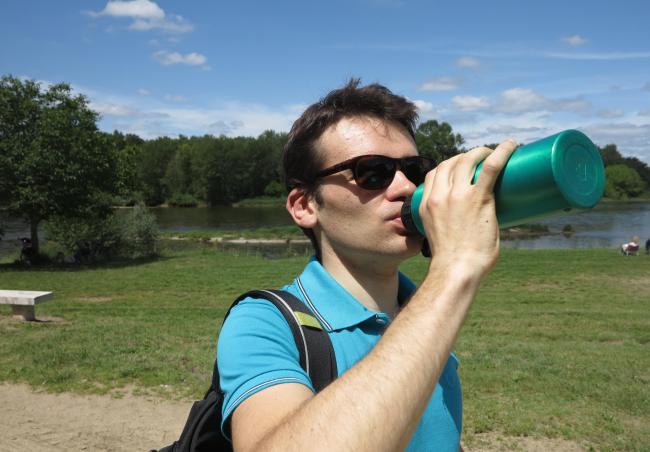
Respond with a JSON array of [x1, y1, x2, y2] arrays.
[[2, 0, 650, 163]]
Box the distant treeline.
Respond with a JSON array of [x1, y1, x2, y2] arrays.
[[108, 119, 469, 207], [109, 123, 650, 207], [110, 130, 288, 207]]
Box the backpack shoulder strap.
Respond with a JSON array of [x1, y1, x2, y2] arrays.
[[216, 289, 338, 393]]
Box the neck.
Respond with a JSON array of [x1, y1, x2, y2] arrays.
[[320, 249, 401, 318]]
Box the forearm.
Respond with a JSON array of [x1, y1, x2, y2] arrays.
[[254, 262, 480, 451]]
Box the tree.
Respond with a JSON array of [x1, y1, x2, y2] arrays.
[[599, 143, 650, 187], [163, 142, 198, 200], [599, 144, 624, 166], [604, 164, 646, 199], [105, 131, 144, 201], [0, 75, 119, 256], [415, 120, 464, 163], [622, 156, 650, 187], [136, 137, 178, 205], [204, 136, 255, 204]]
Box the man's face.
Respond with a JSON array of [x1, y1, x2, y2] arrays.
[[311, 115, 424, 267]]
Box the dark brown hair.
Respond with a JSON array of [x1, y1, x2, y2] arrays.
[[283, 78, 419, 257]]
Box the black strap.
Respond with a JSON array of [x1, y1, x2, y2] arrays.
[[211, 289, 337, 394]]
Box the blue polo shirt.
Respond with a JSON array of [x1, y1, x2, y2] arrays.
[[217, 257, 462, 451]]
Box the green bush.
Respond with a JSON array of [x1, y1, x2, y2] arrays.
[[167, 193, 199, 207], [44, 203, 160, 262], [45, 213, 123, 263], [605, 164, 646, 199], [120, 203, 160, 259], [112, 191, 145, 207], [263, 180, 285, 197]]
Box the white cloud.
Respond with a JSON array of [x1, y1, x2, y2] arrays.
[[562, 35, 588, 46], [638, 109, 650, 117], [153, 50, 207, 66], [456, 57, 480, 68], [496, 88, 590, 114], [89, 99, 169, 121], [93, 0, 164, 19], [138, 88, 150, 96], [597, 109, 625, 119], [545, 51, 650, 60], [164, 94, 188, 102], [89, 1, 193, 34], [412, 99, 434, 114], [582, 122, 650, 159], [418, 77, 460, 92], [92, 98, 298, 140], [287, 103, 309, 115], [452, 95, 489, 111], [130, 15, 193, 34], [208, 120, 245, 136], [555, 96, 591, 112], [90, 101, 139, 117], [497, 88, 550, 113], [484, 125, 547, 136]]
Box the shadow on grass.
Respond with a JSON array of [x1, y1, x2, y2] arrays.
[[0, 254, 178, 272]]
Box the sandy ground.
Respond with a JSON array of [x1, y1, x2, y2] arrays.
[[0, 383, 587, 452], [0, 384, 190, 452]]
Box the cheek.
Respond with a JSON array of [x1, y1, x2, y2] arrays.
[[322, 192, 358, 223], [318, 189, 369, 231]]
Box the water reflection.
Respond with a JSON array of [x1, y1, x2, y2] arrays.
[[501, 201, 650, 249], [149, 205, 294, 231]]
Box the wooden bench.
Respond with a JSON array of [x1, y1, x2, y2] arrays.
[[0, 290, 54, 321]]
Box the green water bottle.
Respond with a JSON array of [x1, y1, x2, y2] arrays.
[[401, 129, 606, 235]]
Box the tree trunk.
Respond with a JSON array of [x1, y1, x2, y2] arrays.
[[30, 217, 40, 257]]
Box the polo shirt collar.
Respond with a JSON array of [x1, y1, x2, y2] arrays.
[[294, 256, 417, 332]]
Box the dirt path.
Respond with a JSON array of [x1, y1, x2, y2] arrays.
[[0, 383, 586, 451], [0, 384, 191, 452]]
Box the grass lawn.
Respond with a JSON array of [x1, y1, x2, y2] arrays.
[[161, 225, 305, 241], [0, 245, 648, 450]]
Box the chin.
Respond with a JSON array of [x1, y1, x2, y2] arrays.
[[385, 235, 423, 259]]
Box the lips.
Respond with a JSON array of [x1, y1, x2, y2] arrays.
[[388, 213, 407, 231], [388, 210, 421, 237], [385, 208, 403, 222]]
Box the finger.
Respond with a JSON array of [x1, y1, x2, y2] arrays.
[[474, 139, 518, 192], [418, 160, 450, 221], [419, 165, 438, 211], [433, 156, 457, 191], [451, 146, 494, 186], [433, 153, 462, 187]]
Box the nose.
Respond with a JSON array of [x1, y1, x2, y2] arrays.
[[385, 169, 416, 200]]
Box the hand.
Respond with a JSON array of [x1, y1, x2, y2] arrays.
[[418, 140, 518, 279]]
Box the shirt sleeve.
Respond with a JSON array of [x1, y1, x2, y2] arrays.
[[216, 296, 315, 436]]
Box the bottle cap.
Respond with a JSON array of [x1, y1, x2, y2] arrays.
[[552, 130, 605, 209]]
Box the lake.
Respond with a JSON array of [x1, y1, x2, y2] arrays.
[[1, 202, 649, 257], [149, 202, 650, 250]]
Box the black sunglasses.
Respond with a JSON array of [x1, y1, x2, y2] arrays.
[[313, 154, 436, 190]]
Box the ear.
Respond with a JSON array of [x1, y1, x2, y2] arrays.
[[286, 188, 318, 229]]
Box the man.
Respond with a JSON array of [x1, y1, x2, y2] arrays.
[[217, 79, 517, 451]]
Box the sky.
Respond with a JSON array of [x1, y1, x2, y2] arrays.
[[2, 0, 650, 163]]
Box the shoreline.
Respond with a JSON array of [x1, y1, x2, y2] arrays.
[[162, 227, 558, 245], [109, 197, 650, 209]]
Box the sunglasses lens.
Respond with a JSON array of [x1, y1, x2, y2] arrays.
[[355, 156, 396, 189], [402, 157, 435, 185]]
